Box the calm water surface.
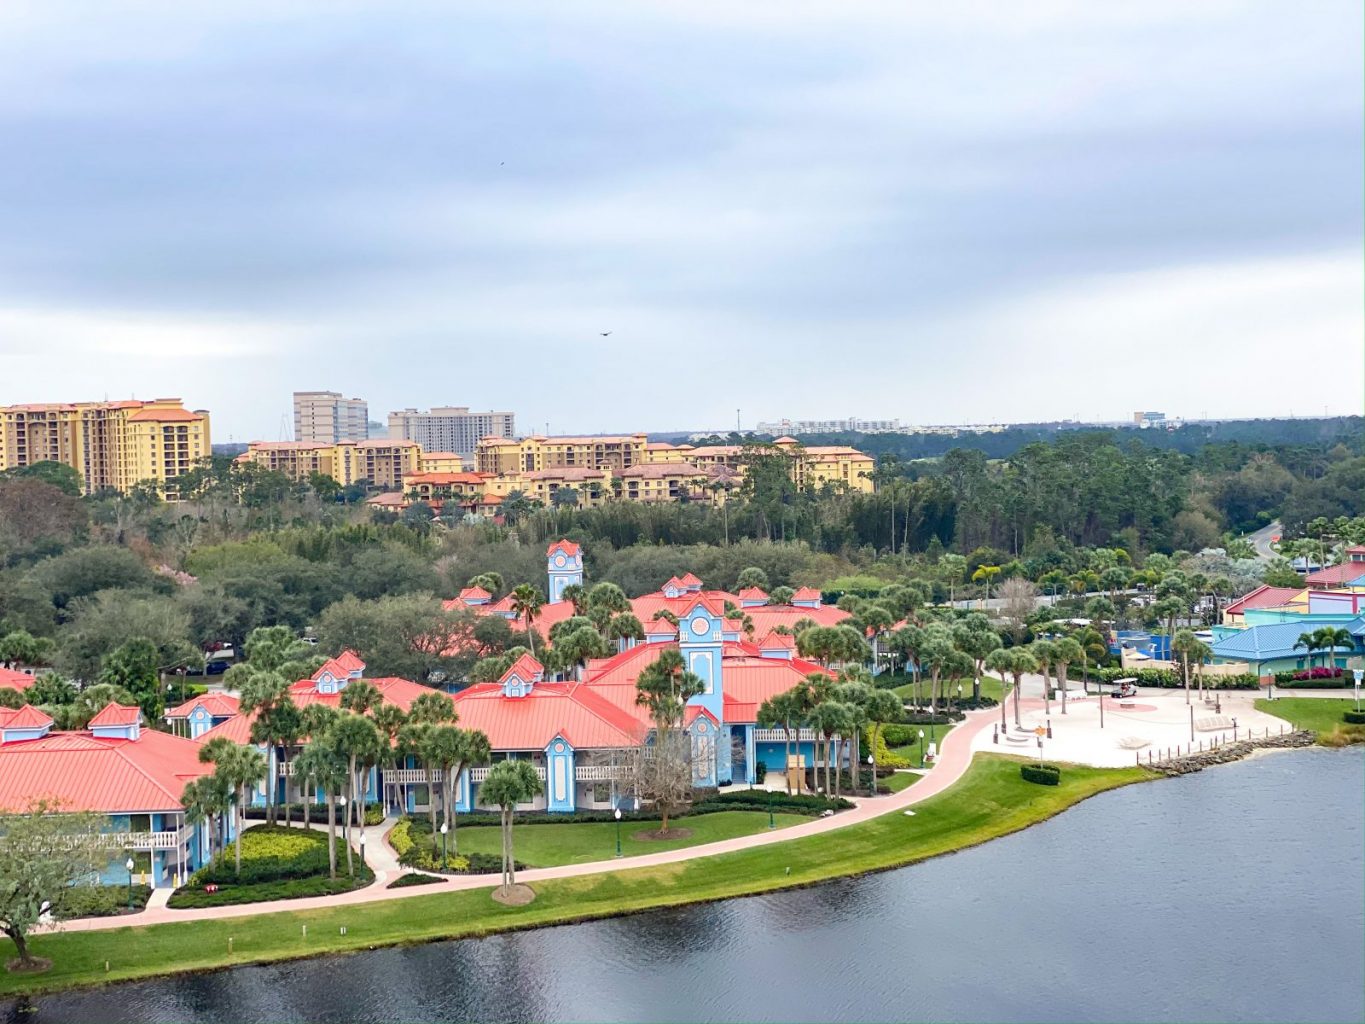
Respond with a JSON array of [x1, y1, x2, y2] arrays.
[[12, 747, 1364, 1024]]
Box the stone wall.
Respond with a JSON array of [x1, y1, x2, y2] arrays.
[[1144, 731, 1315, 776]]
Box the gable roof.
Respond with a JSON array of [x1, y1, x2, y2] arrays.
[[547, 539, 581, 557], [0, 666, 36, 691], [1223, 585, 1307, 617], [451, 681, 644, 750], [1306, 563, 1365, 586], [166, 693, 241, 719], [458, 586, 492, 602], [0, 704, 54, 730], [737, 587, 769, 601], [87, 703, 141, 728]]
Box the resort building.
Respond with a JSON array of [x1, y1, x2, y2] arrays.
[[476, 433, 651, 476], [0, 702, 219, 888], [238, 439, 422, 489], [643, 436, 875, 493], [0, 398, 211, 497], [388, 407, 516, 459], [293, 391, 370, 444]]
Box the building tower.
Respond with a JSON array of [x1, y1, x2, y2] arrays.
[[546, 540, 583, 603]]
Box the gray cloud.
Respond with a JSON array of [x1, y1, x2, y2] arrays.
[[0, 1, 1359, 435]]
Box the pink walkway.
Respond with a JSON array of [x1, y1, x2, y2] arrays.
[[56, 707, 1000, 934]]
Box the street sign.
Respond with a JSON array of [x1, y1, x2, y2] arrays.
[[1033, 726, 1046, 737]]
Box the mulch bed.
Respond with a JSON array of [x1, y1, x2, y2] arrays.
[[631, 827, 693, 841], [491, 883, 536, 906]]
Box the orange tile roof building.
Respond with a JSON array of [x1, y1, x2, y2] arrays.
[[0, 702, 220, 887]]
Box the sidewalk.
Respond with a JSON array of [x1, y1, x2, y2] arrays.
[[56, 708, 1001, 933]]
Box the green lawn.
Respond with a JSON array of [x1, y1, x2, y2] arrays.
[[446, 811, 809, 866], [889, 719, 959, 768], [891, 675, 1005, 703], [1257, 697, 1365, 745], [883, 771, 921, 793], [1, 755, 1151, 997]]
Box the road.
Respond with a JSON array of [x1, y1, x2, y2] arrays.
[[1248, 520, 1282, 562]]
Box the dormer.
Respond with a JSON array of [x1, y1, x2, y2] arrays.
[[662, 576, 687, 599], [499, 653, 545, 698], [88, 702, 141, 741], [314, 669, 344, 695], [459, 586, 492, 606], [791, 587, 823, 609], [758, 630, 796, 660], [678, 573, 703, 593], [645, 619, 678, 644], [737, 587, 768, 608], [0, 704, 54, 744]]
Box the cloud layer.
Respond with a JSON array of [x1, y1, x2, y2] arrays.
[[0, 1, 1360, 438]]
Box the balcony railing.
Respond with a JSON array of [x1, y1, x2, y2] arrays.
[[95, 829, 185, 851], [574, 765, 626, 781], [753, 728, 827, 742]]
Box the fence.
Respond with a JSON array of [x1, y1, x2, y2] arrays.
[[1137, 721, 1290, 765]]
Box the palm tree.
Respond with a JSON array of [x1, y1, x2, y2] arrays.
[[181, 774, 232, 864], [509, 584, 544, 659], [833, 682, 873, 795], [481, 759, 543, 896], [293, 739, 348, 879], [757, 692, 799, 794], [329, 714, 383, 865], [371, 703, 408, 816], [807, 701, 852, 796], [864, 689, 903, 796], [634, 649, 703, 833], [1314, 627, 1354, 670], [1031, 639, 1056, 715], [1173, 629, 1201, 704], [1051, 637, 1083, 715], [986, 647, 1036, 731], [1293, 631, 1320, 670], [198, 738, 268, 877]]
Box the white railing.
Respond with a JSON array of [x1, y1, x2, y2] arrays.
[[468, 765, 545, 782], [574, 765, 626, 781], [96, 830, 181, 851], [386, 768, 439, 784], [277, 762, 295, 777], [753, 728, 825, 742]]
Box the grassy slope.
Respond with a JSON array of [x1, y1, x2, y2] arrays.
[[448, 811, 810, 866], [2, 755, 1150, 997], [1257, 697, 1363, 744]]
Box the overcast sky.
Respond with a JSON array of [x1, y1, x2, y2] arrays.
[[0, 1, 1361, 440]]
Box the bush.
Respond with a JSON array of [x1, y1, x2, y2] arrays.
[[167, 873, 371, 909], [1276, 667, 1344, 683], [244, 803, 384, 826], [1343, 710, 1365, 725], [388, 872, 443, 889], [694, 790, 853, 814], [754, 762, 767, 783], [1094, 667, 1258, 690], [191, 825, 340, 885], [1278, 676, 1350, 689], [1020, 762, 1061, 786], [63, 884, 152, 918]]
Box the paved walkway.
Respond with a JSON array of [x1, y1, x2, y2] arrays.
[[56, 707, 1000, 933]]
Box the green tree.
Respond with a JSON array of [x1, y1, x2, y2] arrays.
[[0, 799, 105, 969], [328, 713, 383, 870], [1050, 637, 1084, 714], [508, 585, 544, 660], [198, 738, 268, 877], [952, 614, 1002, 702], [634, 649, 703, 832], [98, 637, 163, 723], [480, 759, 543, 896], [292, 738, 349, 879], [986, 646, 1037, 730], [180, 774, 233, 863]]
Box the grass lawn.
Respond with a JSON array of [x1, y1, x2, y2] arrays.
[[891, 675, 1005, 704], [1, 755, 1151, 997], [888, 719, 960, 769], [447, 811, 810, 867], [167, 825, 370, 909], [882, 771, 921, 793], [1257, 697, 1365, 746]]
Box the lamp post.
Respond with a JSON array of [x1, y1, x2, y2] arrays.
[[867, 754, 875, 797], [338, 795, 348, 866], [439, 821, 449, 866], [614, 808, 623, 857], [767, 789, 775, 829], [956, 683, 963, 709], [918, 729, 926, 769], [125, 857, 135, 909], [360, 833, 366, 873]]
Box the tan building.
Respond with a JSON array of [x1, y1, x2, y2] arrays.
[[240, 439, 420, 489], [0, 398, 210, 498], [417, 451, 469, 474], [643, 436, 873, 492], [293, 391, 369, 444], [615, 462, 709, 503], [476, 433, 649, 476]]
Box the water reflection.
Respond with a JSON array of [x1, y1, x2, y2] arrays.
[[15, 748, 1364, 1024]]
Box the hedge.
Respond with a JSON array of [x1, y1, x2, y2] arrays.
[[1093, 667, 1259, 690], [66, 884, 152, 919], [387, 872, 444, 889], [167, 872, 371, 909], [1276, 667, 1344, 683], [1344, 711, 1365, 725], [245, 803, 384, 826], [1277, 678, 1352, 690], [1020, 763, 1061, 786]]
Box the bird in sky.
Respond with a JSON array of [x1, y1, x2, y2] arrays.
[[599, 331, 612, 337]]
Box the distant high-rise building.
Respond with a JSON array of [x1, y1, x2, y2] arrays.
[[293, 391, 369, 444], [754, 417, 902, 435], [388, 407, 516, 458], [0, 398, 210, 498], [1133, 411, 1167, 428]]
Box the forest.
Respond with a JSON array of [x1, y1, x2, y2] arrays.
[[0, 423, 1360, 710]]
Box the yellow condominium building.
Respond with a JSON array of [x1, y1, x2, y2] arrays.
[[644, 436, 874, 492], [240, 439, 421, 489], [0, 398, 210, 497], [476, 433, 649, 476]]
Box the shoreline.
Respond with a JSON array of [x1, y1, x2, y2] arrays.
[[3, 754, 1152, 999]]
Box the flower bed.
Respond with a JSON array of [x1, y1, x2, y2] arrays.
[[168, 824, 372, 908]]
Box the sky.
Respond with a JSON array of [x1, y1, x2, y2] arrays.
[[0, 1, 1361, 441]]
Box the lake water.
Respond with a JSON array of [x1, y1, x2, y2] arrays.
[[12, 747, 1364, 1023]]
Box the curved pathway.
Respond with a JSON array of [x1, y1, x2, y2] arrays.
[[55, 708, 1000, 934]]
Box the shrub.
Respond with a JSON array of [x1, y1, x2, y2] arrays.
[[1094, 667, 1258, 690], [191, 825, 338, 885], [754, 762, 767, 783], [388, 872, 443, 889], [1343, 710, 1365, 725], [694, 790, 852, 814], [63, 884, 153, 918], [167, 873, 370, 909], [1020, 762, 1061, 786], [1278, 676, 1350, 689], [244, 803, 383, 826]]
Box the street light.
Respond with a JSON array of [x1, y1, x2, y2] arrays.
[[440, 821, 449, 867], [359, 833, 366, 873], [918, 729, 926, 769], [767, 788, 775, 829], [125, 857, 135, 910], [338, 795, 348, 864], [867, 754, 875, 797], [614, 808, 623, 857]]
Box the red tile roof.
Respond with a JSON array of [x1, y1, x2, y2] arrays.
[[87, 703, 141, 728], [758, 630, 796, 650], [1305, 564, 1365, 586], [127, 406, 202, 422], [0, 728, 211, 813], [678, 573, 703, 587], [547, 539, 581, 557], [459, 586, 492, 602], [0, 667, 36, 691], [790, 587, 823, 602], [499, 653, 545, 684], [737, 587, 769, 601], [452, 681, 644, 750], [166, 693, 240, 719]]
